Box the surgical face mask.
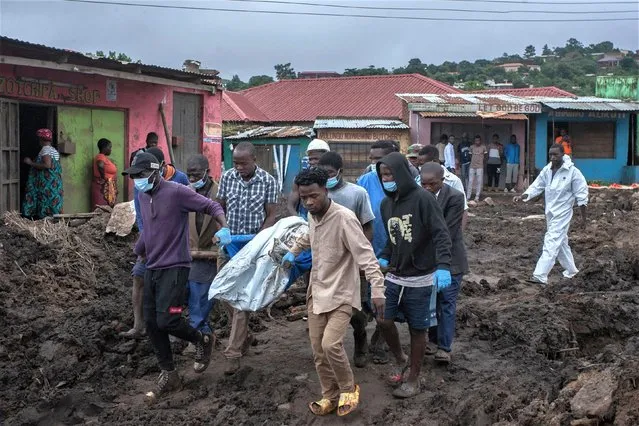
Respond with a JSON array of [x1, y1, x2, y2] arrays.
[[383, 181, 397, 192], [191, 171, 208, 189], [134, 172, 155, 193], [326, 175, 339, 189]]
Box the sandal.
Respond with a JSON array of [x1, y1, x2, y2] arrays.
[[119, 328, 146, 340], [424, 342, 438, 355], [308, 398, 337, 416], [392, 381, 421, 399], [387, 363, 409, 387], [337, 384, 360, 417]]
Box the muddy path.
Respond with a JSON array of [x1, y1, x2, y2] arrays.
[[1, 191, 639, 425]]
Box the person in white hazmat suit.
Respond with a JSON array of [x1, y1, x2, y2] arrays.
[[514, 144, 588, 284]]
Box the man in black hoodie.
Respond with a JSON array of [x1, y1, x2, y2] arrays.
[[376, 152, 452, 399]]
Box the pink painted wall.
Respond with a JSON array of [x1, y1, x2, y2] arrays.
[[410, 111, 528, 167], [0, 64, 222, 182]]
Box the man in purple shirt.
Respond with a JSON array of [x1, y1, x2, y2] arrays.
[[123, 152, 231, 404]]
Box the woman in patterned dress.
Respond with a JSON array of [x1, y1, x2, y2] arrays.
[[22, 128, 64, 219]]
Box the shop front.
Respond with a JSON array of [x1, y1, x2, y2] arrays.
[[0, 37, 221, 214]]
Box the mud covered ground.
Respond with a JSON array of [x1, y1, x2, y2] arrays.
[[1, 189, 639, 425]]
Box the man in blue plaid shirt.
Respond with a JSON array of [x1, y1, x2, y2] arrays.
[[216, 141, 278, 374]]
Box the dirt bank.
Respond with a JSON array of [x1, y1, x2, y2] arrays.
[[1, 193, 638, 425]]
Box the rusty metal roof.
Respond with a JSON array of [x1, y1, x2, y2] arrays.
[[397, 93, 539, 105], [313, 118, 409, 129], [528, 96, 639, 111], [419, 112, 528, 120], [0, 36, 220, 86], [225, 126, 315, 140]]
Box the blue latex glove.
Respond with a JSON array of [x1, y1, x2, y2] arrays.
[[434, 269, 452, 292], [214, 227, 232, 246], [281, 251, 296, 267], [378, 258, 389, 269]]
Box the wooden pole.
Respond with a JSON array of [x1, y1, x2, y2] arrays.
[[158, 103, 175, 165]]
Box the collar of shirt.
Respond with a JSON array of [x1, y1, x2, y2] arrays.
[[231, 166, 265, 185], [435, 189, 441, 199], [312, 200, 339, 227]]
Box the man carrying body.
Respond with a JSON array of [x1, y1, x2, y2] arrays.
[[123, 152, 231, 402], [420, 163, 468, 364], [121, 146, 190, 339], [318, 152, 375, 368], [504, 134, 521, 193], [283, 168, 385, 417], [457, 133, 472, 190], [444, 135, 456, 173], [216, 141, 278, 374], [357, 140, 398, 364], [287, 139, 330, 218], [376, 152, 452, 398], [186, 154, 220, 371], [514, 145, 588, 285]]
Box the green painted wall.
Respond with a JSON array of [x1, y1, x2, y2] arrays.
[[596, 76, 639, 100], [58, 107, 125, 213]]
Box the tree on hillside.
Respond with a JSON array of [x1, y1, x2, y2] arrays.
[[248, 75, 274, 87], [225, 75, 247, 91], [620, 57, 639, 72], [565, 38, 584, 52], [463, 81, 485, 91], [343, 65, 389, 76], [274, 63, 297, 80], [542, 44, 552, 56], [524, 45, 536, 59]]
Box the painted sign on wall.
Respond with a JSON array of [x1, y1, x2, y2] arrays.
[[409, 102, 542, 114], [0, 76, 102, 104]]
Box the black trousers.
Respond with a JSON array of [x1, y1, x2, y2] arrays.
[[486, 164, 500, 188], [144, 267, 201, 371]]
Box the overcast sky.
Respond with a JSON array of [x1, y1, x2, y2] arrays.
[[1, 0, 638, 80]]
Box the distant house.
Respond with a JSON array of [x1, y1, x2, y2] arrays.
[[598, 54, 624, 69], [497, 62, 541, 73], [297, 71, 341, 79], [485, 79, 514, 89]]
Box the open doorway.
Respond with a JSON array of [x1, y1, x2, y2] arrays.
[[19, 103, 57, 208]]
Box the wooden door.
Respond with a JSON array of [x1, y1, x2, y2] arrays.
[[172, 92, 202, 170], [0, 99, 20, 213]]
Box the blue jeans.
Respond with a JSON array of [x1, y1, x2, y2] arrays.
[[188, 280, 215, 334], [428, 274, 463, 352]]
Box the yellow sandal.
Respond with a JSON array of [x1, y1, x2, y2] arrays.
[[309, 398, 337, 416], [337, 384, 360, 417]]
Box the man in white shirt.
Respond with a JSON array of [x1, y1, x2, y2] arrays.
[[444, 136, 456, 173]]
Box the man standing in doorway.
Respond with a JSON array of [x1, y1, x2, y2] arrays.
[[514, 145, 588, 285], [486, 134, 504, 192], [504, 134, 521, 193], [129, 132, 159, 166], [284, 168, 385, 417], [216, 141, 279, 375], [287, 139, 330, 218], [318, 152, 375, 368], [444, 135, 456, 173], [123, 152, 231, 402], [467, 135, 487, 202], [376, 152, 452, 398], [436, 134, 448, 164], [420, 163, 468, 364], [457, 133, 472, 190]]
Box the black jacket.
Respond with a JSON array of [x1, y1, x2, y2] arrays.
[[378, 153, 451, 276], [436, 185, 469, 275]]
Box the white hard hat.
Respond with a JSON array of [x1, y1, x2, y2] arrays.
[[306, 139, 330, 154]]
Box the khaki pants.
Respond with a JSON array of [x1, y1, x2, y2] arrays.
[[308, 297, 355, 401], [218, 250, 251, 359]]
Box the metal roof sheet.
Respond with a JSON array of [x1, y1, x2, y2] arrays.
[[396, 93, 540, 105], [526, 96, 639, 111], [313, 118, 409, 129], [419, 112, 528, 120], [475, 86, 576, 98], [226, 126, 315, 140]]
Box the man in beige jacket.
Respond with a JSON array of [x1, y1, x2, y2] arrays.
[[283, 168, 385, 417]]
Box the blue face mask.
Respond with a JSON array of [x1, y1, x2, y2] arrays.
[[383, 181, 398, 192], [326, 175, 339, 189], [191, 171, 208, 189], [134, 173, 155, 193]]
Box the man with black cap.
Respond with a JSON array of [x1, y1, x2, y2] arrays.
[[123, 152, 231, 403]]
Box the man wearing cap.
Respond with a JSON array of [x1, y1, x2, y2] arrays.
[[406, 144, 423, 171], [123, 152, 231, 403], [287, 139, 330, 218], [121, 146, 190, 340]]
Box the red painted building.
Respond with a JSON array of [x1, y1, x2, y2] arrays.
[[0, 37, 222, 214]]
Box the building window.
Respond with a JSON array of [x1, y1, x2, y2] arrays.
[[328, 142, 371, 183]]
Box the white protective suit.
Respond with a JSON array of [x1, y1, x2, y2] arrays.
[[523, 155, 588, 284]]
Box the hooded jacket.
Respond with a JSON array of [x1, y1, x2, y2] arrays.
[[377, 152, 452, 277]]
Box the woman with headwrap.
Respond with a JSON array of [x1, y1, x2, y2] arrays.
[[22, 128, 64, 219], [92, 138, 118, 209]]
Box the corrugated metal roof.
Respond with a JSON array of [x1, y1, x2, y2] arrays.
[[314, 118, 409, 129], [396, 93, 540, 105], [0, 36, 220, 86], [230, 74, 461, 122], [526, 96, 639, 111], [223, 91, 270, 122], [475, 86, 576, 98], [226, 126, 315, 140], [419, 112, 528, 120]]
